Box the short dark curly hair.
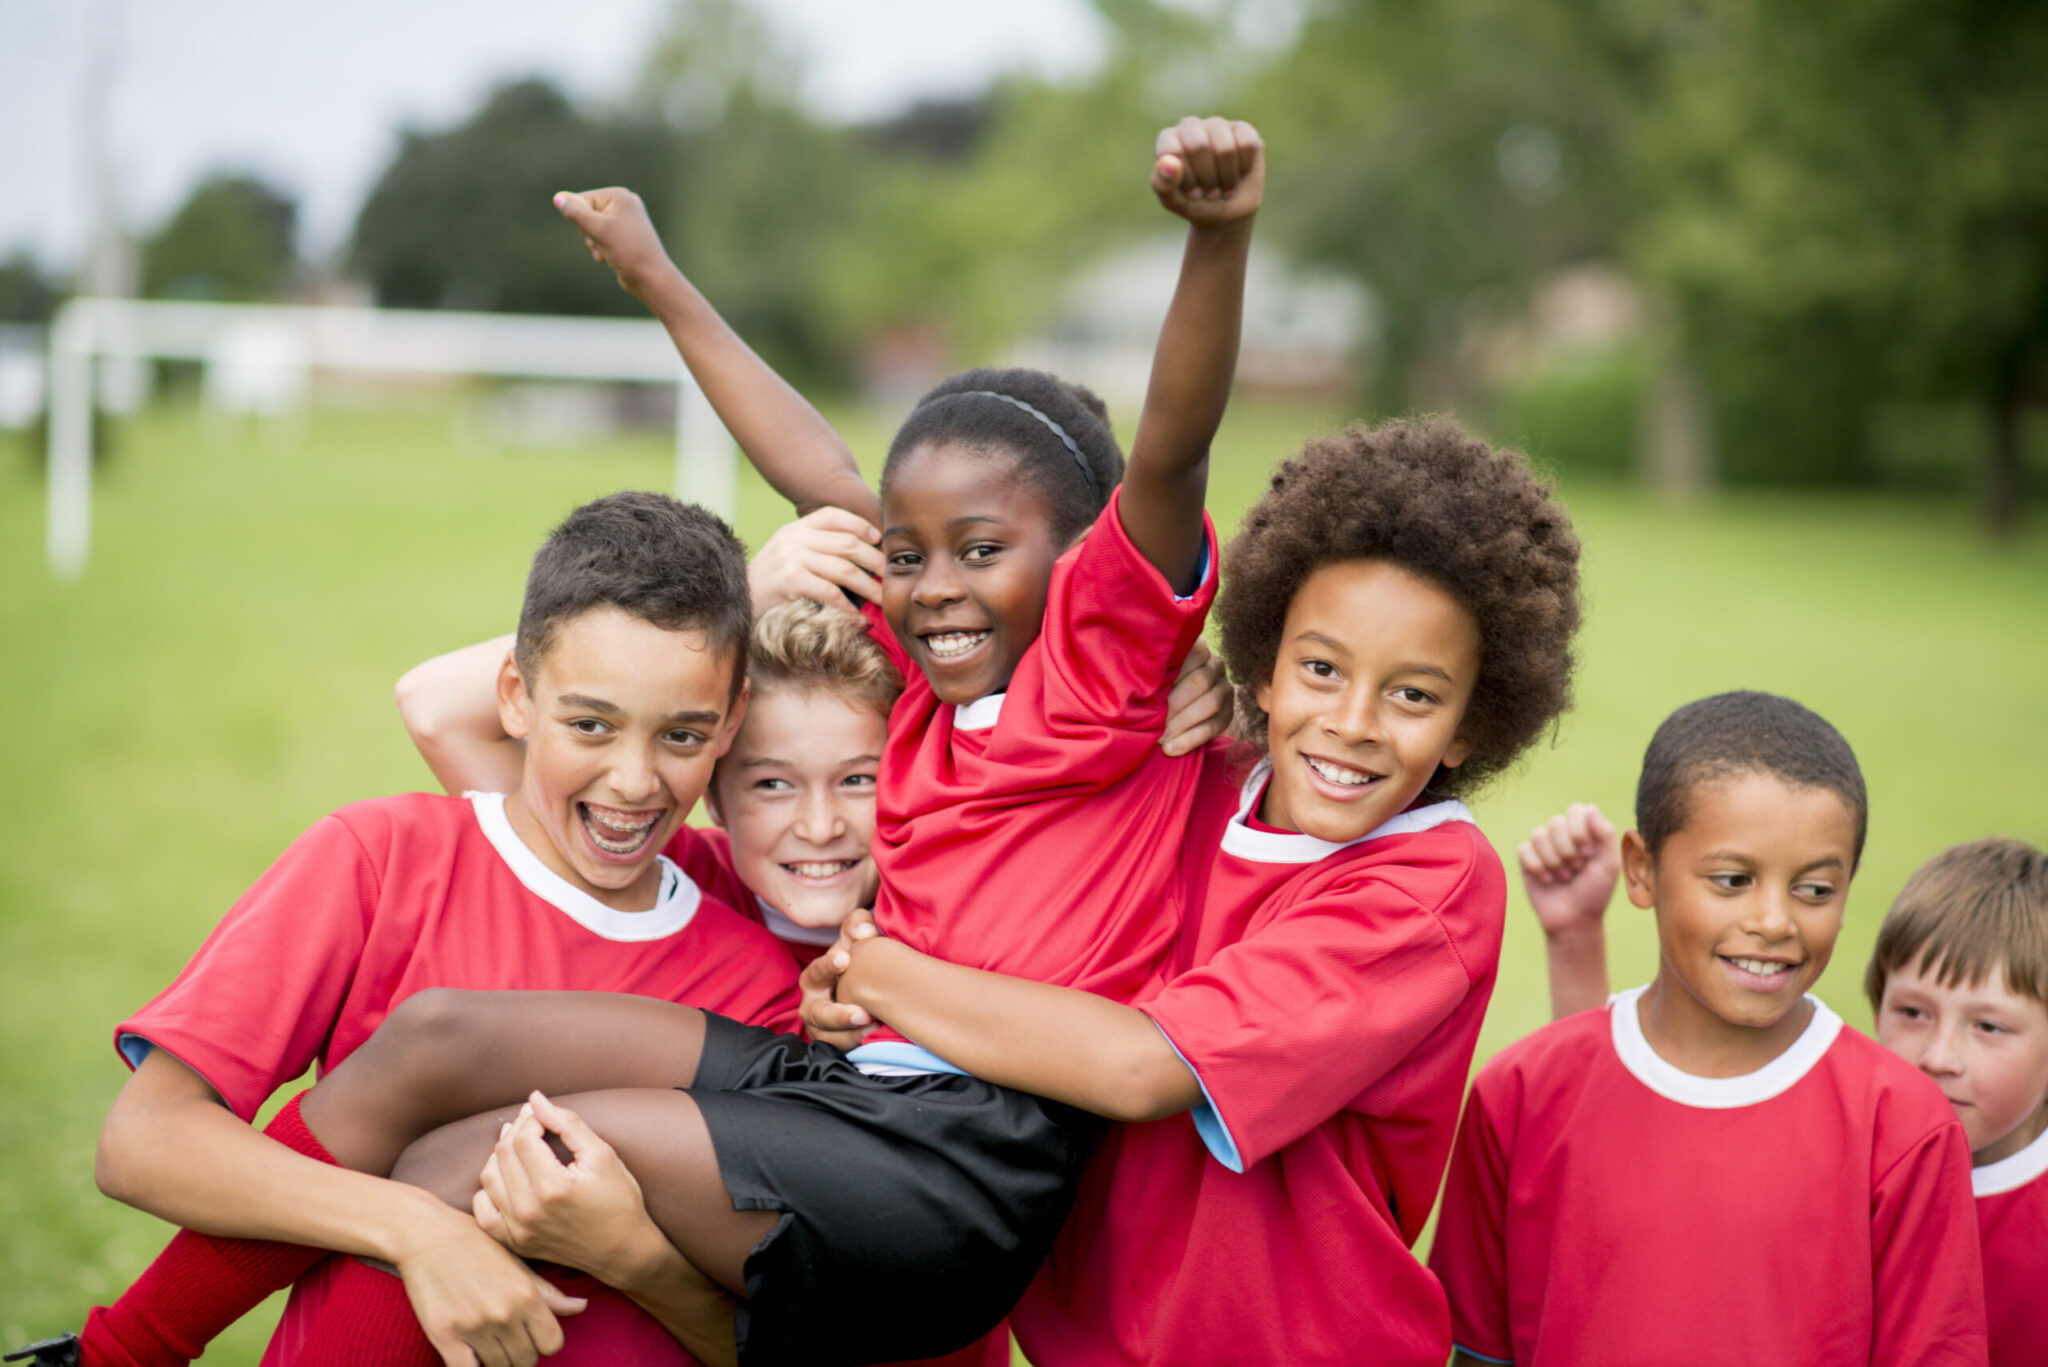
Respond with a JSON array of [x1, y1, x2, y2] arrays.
[[1217, 418, 1581, 798], [515, 490, 751, 703], [882, 367, 1125, 545], [1636, 690, 1868, 866]]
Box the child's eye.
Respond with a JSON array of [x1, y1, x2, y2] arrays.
[[886, 550, 923, 570], [1303, 659, 1338, 679], [752, 777, 794, 793], [1792, 880, 1835, 902], [1890, 1004, 1926, 1021], [962, 543, 1001, 563], [1394, 686, 1437, 706], [842, 773, 878, 790], [570, 718, 610, 736], [1707, 872, 1753, 891], [663, 729, 709, 747], [1975, 1020, 2011, 1036]]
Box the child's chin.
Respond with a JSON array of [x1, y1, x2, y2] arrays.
[[772, 883, 863, 928]]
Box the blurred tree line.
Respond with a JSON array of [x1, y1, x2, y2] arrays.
[[113, 0, 2048, 521]]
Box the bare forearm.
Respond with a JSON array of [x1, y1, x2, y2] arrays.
[[1544, 925, 1612, 1020], [395, 633, 522, 794], [1121, 221, 1252, 586], [841, 940, 1199, 1122], [97, 1071, 460, 1261], [631, 266, 877, 524]]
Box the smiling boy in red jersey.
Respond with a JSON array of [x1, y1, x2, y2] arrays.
[[43, 494, 801, 1367], [1522, 826, 2048, 1365], [1430, 692, 1986, 1366], [800, 419, 1583, 1366]]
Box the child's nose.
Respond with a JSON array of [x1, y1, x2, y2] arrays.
[[1919, 1021, 1965, 1075], [608, 747, 660, 803], [1321, 689, 1384, 745], [793, 790, 845, 842], [1740, 888, 1799, 942], [910, 560, 965, 607]]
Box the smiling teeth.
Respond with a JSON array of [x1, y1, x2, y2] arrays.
[[1306, 756, 1374, 787], [1729, 957, 1792, 976], [788, 861, 857, 878], [583, 806, 659, 854], [925, 632, 988, 658]]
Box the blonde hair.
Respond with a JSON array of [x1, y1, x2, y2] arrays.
[[747, 598, 902, 718], [1865, 837, 2048, 1010]]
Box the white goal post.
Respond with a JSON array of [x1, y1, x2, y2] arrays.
[[43, 297, 739, 579]]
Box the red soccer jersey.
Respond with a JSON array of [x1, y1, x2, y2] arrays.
[[1429, 988, 1989, 1367], [857, 488, 1218, 1050], [1974, 1124, 2048, 1366], [1014, 749, 1505, 1367], [670, 825, 839, 968], [115, 791, 801, 1367]]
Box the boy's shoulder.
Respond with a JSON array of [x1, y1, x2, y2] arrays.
[[298, 790, 479, 863], [327, 788, 472, 830], [1818, 1020, 1964, 1144], [1477, 1001, 1614, 1092]]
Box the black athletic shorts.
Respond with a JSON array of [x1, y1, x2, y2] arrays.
[[689, 1012, 1105, 1366]]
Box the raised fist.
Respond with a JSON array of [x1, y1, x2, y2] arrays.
[[553, 187, 674, 299], [1152, 117, 1265, 228], [1518, 803, 1621, 939]]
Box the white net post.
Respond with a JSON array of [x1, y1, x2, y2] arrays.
[[46, 299, 96, 581], [674, 371, 737, 522]]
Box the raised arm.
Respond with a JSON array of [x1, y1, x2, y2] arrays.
[[1119, 117, 1264, 592], [555, 188, 878, 525], [1520, 803, 1620, 1019], [395, 634, 524, 795], [802, 913, 1200, 1123]]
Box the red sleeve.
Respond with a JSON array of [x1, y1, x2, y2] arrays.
[[115, 812, 382, 1120], [1870, 1114, 1990, 1366], [1032, 486, 1218, 736], [859, 599, 914, 679], [1427, 1072, 1517, 1364], [1140, 873, 1476, 1170]]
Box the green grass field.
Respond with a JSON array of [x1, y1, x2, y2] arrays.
[[2, 394, 2044, 1357]]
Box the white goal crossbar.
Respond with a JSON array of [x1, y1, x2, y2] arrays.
[[44, 297, 738, 579]]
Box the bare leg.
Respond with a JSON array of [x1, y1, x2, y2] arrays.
[[390, 1087, 775, 1295], [299, 989, 711, 1176]]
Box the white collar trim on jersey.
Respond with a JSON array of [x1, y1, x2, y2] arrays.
[[1609, 983, 1842, 1109], [953, 691, 1006, 731], [1217, 757, 1474, 864], [1973, 1119, 2048, 1196], [756, 895, 843, 946], [466, 791, 700, 943]]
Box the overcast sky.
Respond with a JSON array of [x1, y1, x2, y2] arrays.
[[0, 0, 1106, 269]]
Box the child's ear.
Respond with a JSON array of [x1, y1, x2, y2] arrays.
[[1440, 729, 1475, 770], [702, 773, 729, 830], [714, 677, 751, 761], [1620, 829, 1658, 910], [497, 652, 534, 740]]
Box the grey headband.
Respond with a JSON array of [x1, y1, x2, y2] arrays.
[[959, 390, 1100, 495]]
